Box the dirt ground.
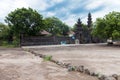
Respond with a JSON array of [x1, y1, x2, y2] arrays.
[[0, 48, 98, 80], [28, 44, 120, 76]]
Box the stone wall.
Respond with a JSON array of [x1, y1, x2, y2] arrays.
[[21, 36, 75, 46]]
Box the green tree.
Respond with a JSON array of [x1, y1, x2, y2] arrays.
[[44, 17, 70, 36], [62, 23, 70, 36], [92, 11, 120, 39], [72, 23, 87, 32], [0, 23, 10, 39], [5, 7, 44, 37]]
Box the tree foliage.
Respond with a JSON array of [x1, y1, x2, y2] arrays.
[[5, 7, 44, 36], [44, 17, 70, 36], [0, 23, 10, 38], [72, 23, 87, 32], [92, 11, 120, 39]]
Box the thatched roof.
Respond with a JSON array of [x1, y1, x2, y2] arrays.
[[67, 31, 75, 35], [40, 30, 51, 35]]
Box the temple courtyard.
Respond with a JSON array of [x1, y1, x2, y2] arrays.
[[0, 48, 98, 80], [27, 44, 120, 76], [0, 44, 120, 80]]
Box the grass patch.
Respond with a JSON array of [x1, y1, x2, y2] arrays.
[[43, 55, 52, 61], [0, 40, 19, 48]]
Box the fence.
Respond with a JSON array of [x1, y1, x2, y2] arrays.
[[21, 36, 75, 46]]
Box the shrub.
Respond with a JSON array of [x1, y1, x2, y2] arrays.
[[43, 55, 52, 61]]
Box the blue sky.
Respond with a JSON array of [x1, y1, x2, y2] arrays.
[[0, 0, 120, 27]]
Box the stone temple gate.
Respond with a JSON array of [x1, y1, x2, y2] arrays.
[[75, 13, 92, 43]]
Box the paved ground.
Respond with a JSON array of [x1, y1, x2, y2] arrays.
[[28, 44, 120, 76], [0, 48, 98, 80]]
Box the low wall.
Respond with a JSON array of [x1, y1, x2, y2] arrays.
[[21, 36, 75, 46]]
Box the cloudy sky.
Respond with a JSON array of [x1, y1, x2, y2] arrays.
[[0, 0, 120, 27]]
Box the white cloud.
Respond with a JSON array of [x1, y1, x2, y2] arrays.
[[51, 0, 64, 3], [0, 0, 120, 27], [85, 0, 105, 10], [45, 0, 64, 7], [89, 0, 120, 23], [78, 0, 120, 26], [45, 12, 56, 17], [63, 18, 76, 27], [13, 0, 29, 8], [63, 14, 77, 27], [85, 0, 120, 10], [0, 0, 49, 23], [11, 0, 49, 11], [24, 0, 49, 10], [0, 0, 13, 22]]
